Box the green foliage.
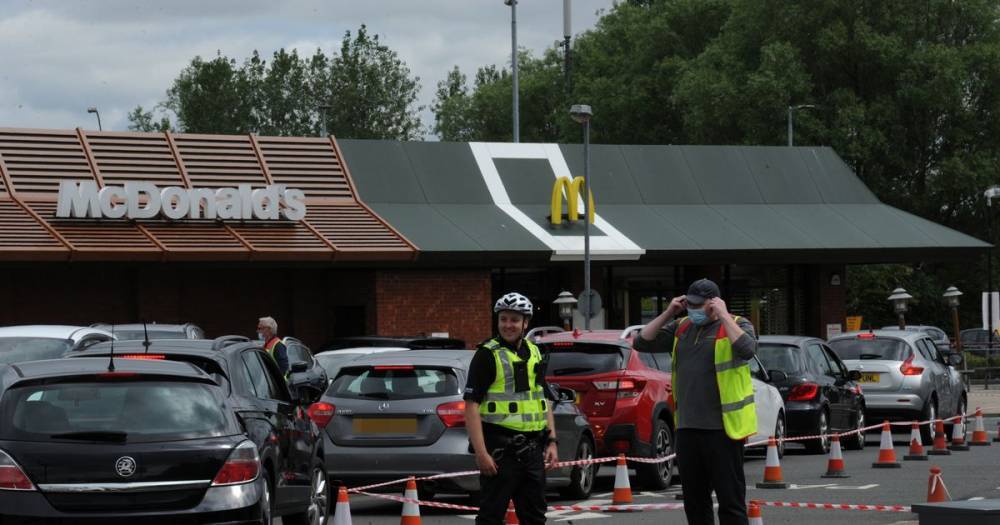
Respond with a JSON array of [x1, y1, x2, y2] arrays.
[[126, 105, 172, 132], [146, 26, 422, 139]]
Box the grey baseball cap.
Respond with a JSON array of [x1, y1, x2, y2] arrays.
[[686, 278, 720, 306]]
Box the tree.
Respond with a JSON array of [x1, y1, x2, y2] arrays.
[[126, 105, 172, 132]]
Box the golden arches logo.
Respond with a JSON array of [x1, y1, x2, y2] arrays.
[[550, 176, 594, 225]]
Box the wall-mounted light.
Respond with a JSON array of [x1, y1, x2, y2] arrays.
[[830, 273, 842, 286]]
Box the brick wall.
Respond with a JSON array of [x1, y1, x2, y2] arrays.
[[375, 269, 492, 348], [810, 264, 847, 338]]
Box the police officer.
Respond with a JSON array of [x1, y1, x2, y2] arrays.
[[257, 316, 289, 375], [464, 292, 558, 525]]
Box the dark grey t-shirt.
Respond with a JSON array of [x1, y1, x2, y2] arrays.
[[634, 317, 757, 430]]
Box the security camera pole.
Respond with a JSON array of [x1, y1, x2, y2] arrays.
[[570, 104, 592, 329], [505, 0, 519, 143]]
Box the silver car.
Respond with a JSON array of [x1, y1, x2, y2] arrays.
[[314, 350, 596, 500], [827, 330, 965, 442], [0, 325, 114, 365]]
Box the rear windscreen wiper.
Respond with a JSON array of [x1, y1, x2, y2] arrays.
[[358, 392, 390, 399], [50, 431, 128, 442], [553, 367, 595, 375], [859, 353, 884, 360]]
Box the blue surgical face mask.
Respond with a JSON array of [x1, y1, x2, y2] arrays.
[[687, 307, 709, 326]]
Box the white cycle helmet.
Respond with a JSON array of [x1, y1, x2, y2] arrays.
[[494, 292, 534, 317]]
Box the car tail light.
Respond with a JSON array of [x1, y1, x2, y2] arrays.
[[211, 441, 260, 486], [857, 333, 876, 340], [788, 383, 819, 401], [307, 402, 336, 428], [552, 342, 574, 347], [0, 449, 35, 491], [437, 400, 466, 428], [593, 379, 644, 398], [121, 354, 166, 360], [899, 355, 924, 376]]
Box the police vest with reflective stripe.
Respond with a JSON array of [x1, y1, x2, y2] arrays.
[[671, 317, 757, 440], [479, 337, 548, 432]]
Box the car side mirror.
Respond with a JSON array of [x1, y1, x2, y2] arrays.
[[557, 387, 577, 403], [948, 353, 964, 367], [847, 370, 862, 381], [767, 370, 788, 383], [290, 361, 308, 374]]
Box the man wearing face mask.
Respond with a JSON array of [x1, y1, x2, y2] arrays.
[[256, 316, 289, 376], [634, 278, 757, 525]]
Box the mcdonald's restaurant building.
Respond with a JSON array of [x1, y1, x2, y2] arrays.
[[0, 128, 987, 348]]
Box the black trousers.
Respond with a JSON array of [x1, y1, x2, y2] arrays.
[[476, 444, 547, 525], [675, 428, 747, 525]]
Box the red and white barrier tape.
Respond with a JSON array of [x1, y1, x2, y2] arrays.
[[754, 500, 911, 513]]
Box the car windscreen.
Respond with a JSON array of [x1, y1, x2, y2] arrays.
[[0, 337, 72, 365], [757, 344, 804, 373], [828, 337, 909, 361], [329, 365, 459, 400], [113, 330, 187, 340], [542, 343, 629, 376], [0, 380, 234, 442]]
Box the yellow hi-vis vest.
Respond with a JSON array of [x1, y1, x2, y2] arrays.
[[671, 317, 757, 440], [479, 338, 548, 432]]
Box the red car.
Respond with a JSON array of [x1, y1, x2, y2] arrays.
[[534, 327, 674, 489]]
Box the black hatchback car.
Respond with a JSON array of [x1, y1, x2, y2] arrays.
[[757, 336, 866, 454], [0, 357, 267, 524], [74, 336, 329, 525]]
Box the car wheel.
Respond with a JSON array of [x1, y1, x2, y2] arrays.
[[260, 472, 273, 525], [946, 394, 967, 435], [805, 409, 830, 454], [920, 397, 937, 444], [636, 419, 673, 490], [774, 411, 786, 459], [559, 436, 595, 500], [283, 464, 329, 525], [845, 407, 866, 451]]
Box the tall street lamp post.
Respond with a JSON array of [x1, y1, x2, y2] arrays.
[[570, 104, 592, 329], [888, 287, 912, 330], [787, 104, 815, 146], [505, 0, 519, 143], [985, 186, 1000, 388], [562, 0, 571, 90], [318, 105, 331, 137], [87, 107, 103, 131], [943, 286, 965, 375]]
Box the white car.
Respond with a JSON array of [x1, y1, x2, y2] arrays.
[[748, 355, 789, 457], [315, 347, 415, 384], [0, 325, 115, 365]]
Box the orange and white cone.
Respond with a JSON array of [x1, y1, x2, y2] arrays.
[[871, 421, 901, 468], [756, 437, 788, 488], [904, 422, 927, 460], [505, 500, 519, 525], [748, 500, 764, 525], [927, 466, 951, 503], [821, 433, 849, 478], [970, 408, 990, 446], [400, 478, 421, 525], [333, 485, 353, 525], [948, 414, 969, 451], [612, 454, 633, 504], [927, 420, 951, 456]]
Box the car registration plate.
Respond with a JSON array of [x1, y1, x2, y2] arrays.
[[352, 418, 417, 434], [858, 372, 880, 383]]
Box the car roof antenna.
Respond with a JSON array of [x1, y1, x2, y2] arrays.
[[108, 324, 116, 372], [142, 320, 151, 354]]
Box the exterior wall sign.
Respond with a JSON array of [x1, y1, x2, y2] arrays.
[[56, 181, 307, 221], [550, 175, 594, 225]]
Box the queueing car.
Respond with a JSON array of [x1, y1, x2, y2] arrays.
[[73, 336, 329, 524], [880, 325, 951, 357], [757, 336, 866, 453], [283, 337, 330, 392], [315, 347, 415, 385], [536, 327, 787, 489], [828, 330, 966, 443], [314, 349, 596, 500], [0, 357, 268, 524], [0, 325, 114, 365], [91, 322, 205, 340], [318, 336, 466, 352]]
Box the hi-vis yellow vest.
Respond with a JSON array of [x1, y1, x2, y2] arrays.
[[671, 317, 756, 440], [479, 338, 548, 432]]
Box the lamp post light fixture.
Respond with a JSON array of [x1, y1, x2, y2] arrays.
[[318, 104, 332, 137], [553, 291, 578, 330], [569, 103, 593, 329], [787, 104, 816, 146], [505, 0, 519, 142], [86, 107, 102, 131], [943, 286, 963, 355], [888, 287, 913, 329]]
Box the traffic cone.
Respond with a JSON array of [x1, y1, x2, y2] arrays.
[[970, 408, 990, 446], [333, 485, 353, 525], [821, 433, 849, 478], [904, 422, 927, 460], [927, 420, 951, 456], [756, 437, 788, 488], [927, 466, 951, 503], [505, 500, 519, 525], [871, 421, 901, 468], [948, 414, 969, 451], [994, 420, 1000, 443], [612, 454, 633, 504], [748, 500, 764, 525], [400, 478, 421, 525]]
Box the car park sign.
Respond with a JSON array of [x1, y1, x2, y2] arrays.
[[55, 180, 307, 221]]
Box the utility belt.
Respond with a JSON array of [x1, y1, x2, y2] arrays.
[[484, 428, 547, 464]]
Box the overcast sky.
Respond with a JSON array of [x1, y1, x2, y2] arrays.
[[0, 0, 615, 138]]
